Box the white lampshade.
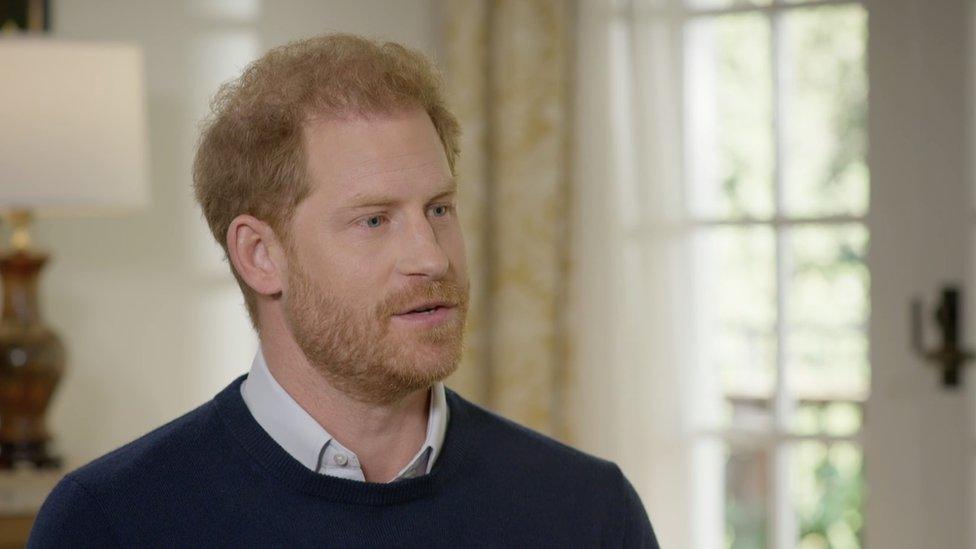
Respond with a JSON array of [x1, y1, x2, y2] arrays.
[[0, 38, 150, 215]]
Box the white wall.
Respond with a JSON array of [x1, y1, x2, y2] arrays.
[[36, 0, 437, 470], [865, 0, 974, 546]]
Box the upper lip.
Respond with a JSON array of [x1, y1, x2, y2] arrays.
[[397, 300, 454, 315]]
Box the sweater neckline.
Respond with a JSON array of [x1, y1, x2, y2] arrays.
[[212, 374, 473, 506]]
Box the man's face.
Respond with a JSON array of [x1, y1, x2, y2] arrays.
[[281, 107, 468, 404]]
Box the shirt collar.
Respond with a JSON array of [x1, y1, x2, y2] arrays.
[[240, 347, 449, 480]]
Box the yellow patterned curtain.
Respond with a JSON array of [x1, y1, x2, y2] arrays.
[[439, 0, 573, 439]]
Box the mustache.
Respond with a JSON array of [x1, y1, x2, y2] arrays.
[[377, 279, 469, 317]]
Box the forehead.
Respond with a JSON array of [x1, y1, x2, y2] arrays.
[[302, 107, 451, 201]]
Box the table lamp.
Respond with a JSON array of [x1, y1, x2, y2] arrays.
[[0, 38, 149, 468]]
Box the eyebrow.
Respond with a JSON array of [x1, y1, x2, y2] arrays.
[[344, 179, 457, 210]]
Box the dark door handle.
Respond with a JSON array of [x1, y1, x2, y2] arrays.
[[911, 286, 975, 387]]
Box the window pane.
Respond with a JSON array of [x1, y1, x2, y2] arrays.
[[782, 5, 868, 217], [686, 0, 771, 9], [685, 14, 773, 219], [785, 225, 869, 399], [694, 227, 777, 409], [726, 445, 769, 549], [792, 441, 864, 548], [791, 401, 863, 437]]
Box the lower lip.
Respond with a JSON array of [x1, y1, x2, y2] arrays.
[[392, 306, 455, 327]]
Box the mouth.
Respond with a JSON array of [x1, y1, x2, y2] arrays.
[[392, 300, 457, 326], [395, 300, 454, 316]]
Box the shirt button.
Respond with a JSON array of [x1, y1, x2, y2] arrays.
[[333, 454, 348, 466]]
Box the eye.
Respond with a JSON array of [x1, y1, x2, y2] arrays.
[[363, 215, 384, 228], [429, 204, 451, 218]]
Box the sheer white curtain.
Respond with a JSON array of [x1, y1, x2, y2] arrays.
[[568, 2, 721, 546]]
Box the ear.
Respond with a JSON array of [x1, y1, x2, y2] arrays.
[[226, 214, 286, 297]]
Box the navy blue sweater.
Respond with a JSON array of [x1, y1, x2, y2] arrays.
[[29, 375, 658, 548]]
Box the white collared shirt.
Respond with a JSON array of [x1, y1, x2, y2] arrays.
[[240, 348, 448, 482]]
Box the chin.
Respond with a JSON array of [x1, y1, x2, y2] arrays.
[[391, 345, 461, 383]]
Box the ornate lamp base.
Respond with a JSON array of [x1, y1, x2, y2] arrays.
[[0, 441, 60, 470], [0, 250, 64, 470]]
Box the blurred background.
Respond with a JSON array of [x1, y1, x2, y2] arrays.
[[0, 0, 973, 547]]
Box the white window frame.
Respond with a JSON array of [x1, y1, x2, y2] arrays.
[[614, 0, 869, 546]]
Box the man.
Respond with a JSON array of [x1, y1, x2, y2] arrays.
[[29, 34, 658, 547]]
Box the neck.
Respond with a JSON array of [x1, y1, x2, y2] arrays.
[[258, 325, 431, 483]]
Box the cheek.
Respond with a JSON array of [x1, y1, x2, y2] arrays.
[[443, 225, 468, 272], [336, 249, 395, 296], [307, 236, 378, 280], [289, 224, 393, 303]]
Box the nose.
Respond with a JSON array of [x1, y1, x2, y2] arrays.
[[395, 214, 450, 280]]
